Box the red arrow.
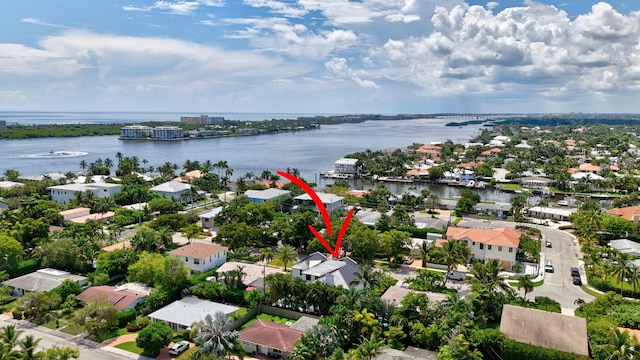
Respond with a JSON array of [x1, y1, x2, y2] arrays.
[[277, 171, 354, 259]]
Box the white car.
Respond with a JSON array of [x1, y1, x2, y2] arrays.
[[168, 341, 190, 356]]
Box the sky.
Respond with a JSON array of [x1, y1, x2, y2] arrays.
[[1, 1, 640, 114]]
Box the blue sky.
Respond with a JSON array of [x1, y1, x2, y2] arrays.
[[1, 1, 639, 114]]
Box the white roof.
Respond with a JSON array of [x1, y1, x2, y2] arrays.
[[335, 158, 359, 165], [295, 192, 344, 204], [527, 206, 577, 217], [47, 183, 121, 191], [148, 298, 238, 328], [571, 172, 604, 181], [244, 188, 290, 200], [608, 239, 640, 256], [0, 181, 24, 189], [150, 181, 191, 193]]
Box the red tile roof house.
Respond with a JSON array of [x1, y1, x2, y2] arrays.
[[238, 320, 304, 359], [76, 283, 151, 310], [444, 227, 522, 270], [168, 242, 228, 276]]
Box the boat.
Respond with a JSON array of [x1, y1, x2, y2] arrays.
[[557, 200, 569, 206]]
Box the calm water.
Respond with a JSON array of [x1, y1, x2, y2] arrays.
[[0, 112, 498, 197]]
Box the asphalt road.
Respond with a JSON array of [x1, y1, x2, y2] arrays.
[[0, 315, 146, 360]]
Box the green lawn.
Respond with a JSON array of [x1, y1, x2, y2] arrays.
[[500, 184, 523, 190], [115, 341, 144, 355], [580, 285, 605, 299], [59, 324, 85, 335], [177, 346, 197, 360], [240, 313, 296, 330], [96, 327, 132, 342]]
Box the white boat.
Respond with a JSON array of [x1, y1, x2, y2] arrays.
[[557, 200, 569, 206]]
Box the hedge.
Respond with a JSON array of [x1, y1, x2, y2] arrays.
[[502, 339, 590, 360], [8, 258, 42, 278]]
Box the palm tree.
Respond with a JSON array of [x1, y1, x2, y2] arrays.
[[612, 252, 632, 294], [517, 275, 535, 301], [349, 334, 385, 360], [349, 266, 382, 288], [419, 241, 431, 268], [275, 245, 297, 272], [259, 247, 274, 293], [190, 312, 243, 359], [79, 160, 87, 172], [435, 240, 470, 286], [425, 194, 441, 214], [0, 325, 23, 348], [600, 328, 639, 360], [18, 335, 41, 360], [470, 259, 511, 293], [627, 265, 640, 293]]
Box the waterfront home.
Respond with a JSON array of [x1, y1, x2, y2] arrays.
[[443, 168, 475, 183], [149, 181, 192, 202], [518, 176, 555, 189], [500, 305, 588, 357], [168, 242, 228, 275], [526, 206, 577, 221], [334, 158, 361, 177], [416, 145, 442, 162], [238, 320, 304, 360], [47, 183, 122, 205], [443, 227, 521, 270], [0, 181, 24, 190], [292, 252, 360, 290], [245, 188, 291, 203], [294, 192, 344, 213], [3, 268, 87, 297], [148, 298, 238, 332], [173, 170, 203, 184], [473, 202, 511, 217]]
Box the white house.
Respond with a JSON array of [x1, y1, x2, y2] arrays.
[[47, 183, 122, 205], [168, 242, 228, 275], [294, 192, 344, 213], [149, 298, 238, 331], [444, 227, 522, 270], [245, 188, 291, 203], [292, 252, 359, 289], [149, 181, 192, 202], [526, 206, 577, 221], [334, 158, 360, 176], [3, 268, 88, 297]]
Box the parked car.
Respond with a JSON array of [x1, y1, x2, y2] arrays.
[[544, 260, 554, 273], [169, 341, 190, 356], [572, 276, 582, 285], [571, 267, 580, 277], [403, 257, 414, 265], [446, 270, 467, 281], [545, 241, 552, 248]]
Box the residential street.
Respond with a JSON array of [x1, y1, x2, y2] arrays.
[[453, 218, 595, 310], [0, 315, 148, 360]]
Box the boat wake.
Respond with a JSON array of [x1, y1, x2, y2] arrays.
[[21, 151, 89, 159]]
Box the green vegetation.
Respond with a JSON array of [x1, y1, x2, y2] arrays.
[[115, 341, 145, 355]]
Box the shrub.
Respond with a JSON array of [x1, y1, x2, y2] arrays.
[[12, 311, 22, 320], [502, 339, 589, 359], [136, 316, 150, 329], [118, 308, 137, 328]]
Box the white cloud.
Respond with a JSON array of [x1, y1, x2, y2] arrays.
[[325, 57, 379, 88], [21, 18, 69, 29], [297, 0, 423, 24], [123, 0, 223, 15], [486, 2, 498, 10], [242, 0, 307, 17], [354, 1, 640, 103]]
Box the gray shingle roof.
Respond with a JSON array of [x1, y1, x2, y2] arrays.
[[3, 268, 87, 293], [303, 260, 345, 277], [148, 298, 238, 328]]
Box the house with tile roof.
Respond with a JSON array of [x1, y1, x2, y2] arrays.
[[168, 242, 228, 275], [444, 226, 522, 270], [238, 320, 304, 359], [76, 283, 151, 310], [215, 261, 286, 292], [578, 163, 602, 173], [500, 305, 589, 357], [607, 206, 640, 222], [292, 252, 360, 289]]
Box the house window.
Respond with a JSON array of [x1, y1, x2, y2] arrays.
[[194, 259, 200, 265], [306, 274, 311, 281], [498, 246, 502, 251], [472, 242, 476, 246], [488, 245, 492, 250], [185, 257, 189, 262], [479, 244, 484, 250], [509, 247, 513, 253]]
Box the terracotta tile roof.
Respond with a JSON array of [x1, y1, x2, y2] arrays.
[[434, 239, 448, 248], [446, 226, 521, 247], [480, 150, 491, 156], [606, 206, 640, 221], [578, 163, 601, 172], [169, 242, 228, 259], [101, 241, 133, 252], [76, 285, 146, 310], [490, 147, 502, 153], [239, 320, 304, 352], [259, 180, 288, 189], [564, 139, 576, 145], [457, 161, 483, 169], [609, 164, 620, 171]]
